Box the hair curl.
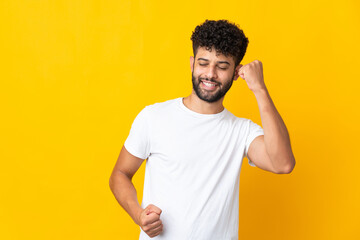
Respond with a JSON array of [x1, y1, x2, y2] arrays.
[[190, 19, 249, 66]]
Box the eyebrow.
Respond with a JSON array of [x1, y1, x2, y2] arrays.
[[197, 58, 230, 65]]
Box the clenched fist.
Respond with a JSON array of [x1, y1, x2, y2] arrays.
[[138, 204, 163, 238], [237, 60, 266, 93]]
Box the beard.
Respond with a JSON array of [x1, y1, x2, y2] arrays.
[[191, 71, 235, 103]]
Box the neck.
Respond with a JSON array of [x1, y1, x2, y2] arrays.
[[182, 91, 225, 114]]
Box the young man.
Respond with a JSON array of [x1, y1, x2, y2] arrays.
[[109, 19, 295, 239]]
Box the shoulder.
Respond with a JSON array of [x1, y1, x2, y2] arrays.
[[144, 97, 180, 114], [224, 110, 252, 127]]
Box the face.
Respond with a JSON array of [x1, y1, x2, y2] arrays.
[[190, 47, 240, 103]]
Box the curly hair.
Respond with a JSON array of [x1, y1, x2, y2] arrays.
[[190, 19, 249, 66]]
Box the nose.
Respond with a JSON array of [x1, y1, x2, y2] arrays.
[[204, 65, 218, 80]]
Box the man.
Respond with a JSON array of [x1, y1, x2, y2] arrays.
[[109, 19, 295, 239]]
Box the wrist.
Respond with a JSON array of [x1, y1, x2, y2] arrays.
[[128, 201, 143, 225], [134, 206, 143, 225], [252, 86, 268, 96]]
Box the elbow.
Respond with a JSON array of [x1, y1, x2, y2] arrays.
[[109, 173, 117, 191], [273, 155, 295, 174], [280, 157, 296, 174], [109, 176, 114, 191], [109, 170, 131, 190]]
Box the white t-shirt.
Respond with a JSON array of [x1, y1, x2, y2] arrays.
[[124, 97, 264, 240]]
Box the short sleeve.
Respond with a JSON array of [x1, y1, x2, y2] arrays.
[[124, 106, 151, 160], [245, 119, 264, 167]]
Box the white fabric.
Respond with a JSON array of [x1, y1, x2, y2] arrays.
[[124, 97, 264, 240]]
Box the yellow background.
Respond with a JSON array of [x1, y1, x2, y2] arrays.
[[1, 0, 359, 239]]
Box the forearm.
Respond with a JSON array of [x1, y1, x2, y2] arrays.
[[109, 172, 143, 225], [253, 87, 295, 172]]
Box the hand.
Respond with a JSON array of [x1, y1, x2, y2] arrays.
[[237, 60, 266, 93], [138, 204, 163, 238]]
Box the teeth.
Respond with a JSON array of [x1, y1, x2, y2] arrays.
[[203, 81, 216, 87]]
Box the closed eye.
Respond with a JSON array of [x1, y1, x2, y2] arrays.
[[198, 63, 227, 70]]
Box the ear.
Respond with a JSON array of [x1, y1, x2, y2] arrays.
[[233, 64, 243, 81], [190, 56, 194, 73]]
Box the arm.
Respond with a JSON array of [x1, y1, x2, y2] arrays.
[[252, 87, 295, 173], [109, 145, 164, 237], [237, 60, 296, 174], [109, 145, 144, 225]]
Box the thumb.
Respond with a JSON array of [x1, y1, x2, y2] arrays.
[[238, 65, 246, 79]]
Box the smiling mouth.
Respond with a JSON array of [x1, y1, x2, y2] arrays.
[[200, 80, 218, 90]]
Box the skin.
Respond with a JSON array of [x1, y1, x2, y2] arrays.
[[109, 45, 296, 238], [183, 46, 242, 114], [109, 146, 163, 238]]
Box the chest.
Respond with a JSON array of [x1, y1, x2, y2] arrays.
[[148, 116, 244, 171]]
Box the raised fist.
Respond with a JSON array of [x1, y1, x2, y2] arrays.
[[237, 60, 266, 92]]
